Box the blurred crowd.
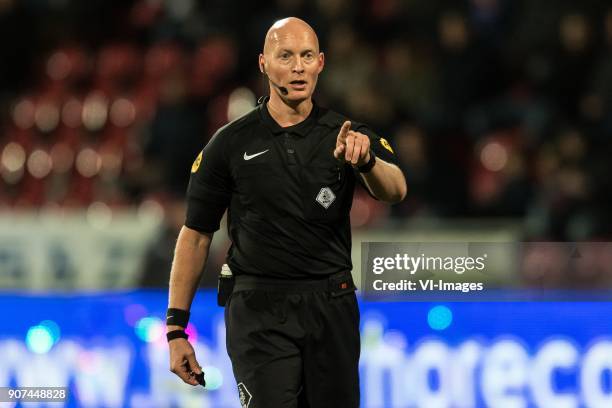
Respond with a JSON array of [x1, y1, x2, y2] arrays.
[[0, 0, 611, 241]]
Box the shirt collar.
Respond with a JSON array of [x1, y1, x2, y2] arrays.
[[258, 96, 319, 138]]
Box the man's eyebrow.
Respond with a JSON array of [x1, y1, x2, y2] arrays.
[[276, 48, 316, 54]]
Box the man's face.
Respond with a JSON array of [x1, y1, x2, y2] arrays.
[[260, 28, 324, 102]]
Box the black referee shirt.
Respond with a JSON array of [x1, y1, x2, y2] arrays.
[[185, 98, 398, 279]]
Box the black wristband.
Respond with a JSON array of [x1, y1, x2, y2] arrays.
[[166, 329, 188, 342], [166, 308, 190, 327], [358, 149, 376, 173]]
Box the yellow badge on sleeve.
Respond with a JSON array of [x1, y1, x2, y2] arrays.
[[380, 138, 394, 154], [191, 151, 203, 173]]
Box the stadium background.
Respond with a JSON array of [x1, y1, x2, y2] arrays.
[[1, 0, 612, 407]]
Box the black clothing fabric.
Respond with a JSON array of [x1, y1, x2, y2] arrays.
[[185, 99, 398, 279], [184, 99, 398, 406], [225, 278, 361, 408]]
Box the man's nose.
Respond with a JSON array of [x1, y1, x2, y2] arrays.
[[292, 58, 305, 73]]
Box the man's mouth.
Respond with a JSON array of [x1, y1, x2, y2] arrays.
[[289, 80, 307, 89]]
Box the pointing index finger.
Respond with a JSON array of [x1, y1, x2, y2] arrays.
[[337, 121, 351, 143]]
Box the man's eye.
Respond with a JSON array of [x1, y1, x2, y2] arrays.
[[280, 54, 290, 59]]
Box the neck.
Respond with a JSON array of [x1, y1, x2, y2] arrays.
[[266, 91, 313, 127]]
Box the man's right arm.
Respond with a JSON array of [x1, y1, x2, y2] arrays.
[[167, 225, 212, 385], [168, 127, 231, 385], [168, 225, 212, 319]]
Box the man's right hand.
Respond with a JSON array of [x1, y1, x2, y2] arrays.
[[169, 331, 203, 386]]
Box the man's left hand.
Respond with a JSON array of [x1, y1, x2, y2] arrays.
[[333, 121, 371, 166]]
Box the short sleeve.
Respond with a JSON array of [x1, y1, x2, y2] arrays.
[[353, 124, 399, 166], [351, 124, 400, 199], [185, 130, 232, 233]]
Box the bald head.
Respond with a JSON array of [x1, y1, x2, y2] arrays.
[[259, 17, 324, 103], [263, 17, 319, 55]]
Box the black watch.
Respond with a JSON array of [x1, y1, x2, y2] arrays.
[[358, 150, 376, 173], [166, 329, 188, 342]]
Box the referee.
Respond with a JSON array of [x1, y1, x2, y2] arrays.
[[167, 17, 407, 408]]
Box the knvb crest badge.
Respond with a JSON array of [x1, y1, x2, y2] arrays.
[[316, 187, 336, 209], [237, 382, 252, 408]]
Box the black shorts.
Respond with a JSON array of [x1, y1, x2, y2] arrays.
[[224, 273, 361, 408]]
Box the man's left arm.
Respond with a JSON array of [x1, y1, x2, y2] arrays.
[[334, 120, 407, 203], [358, 154, 406, 203]]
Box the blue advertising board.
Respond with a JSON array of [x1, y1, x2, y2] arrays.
[[0, 291, 611, 407]]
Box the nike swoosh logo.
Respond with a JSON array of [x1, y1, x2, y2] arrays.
[[243, 149, 269, 160]]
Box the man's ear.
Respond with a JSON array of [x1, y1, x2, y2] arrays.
[[259, 54, 265, 74], [318, 52, 325, 74]]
